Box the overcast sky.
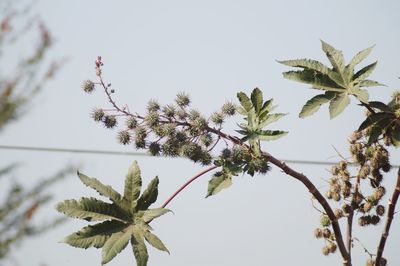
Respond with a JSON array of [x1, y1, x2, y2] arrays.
[[2, 0, 400, 265]]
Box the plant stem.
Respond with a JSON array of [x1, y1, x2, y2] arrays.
[[375, 167, 400, 265], [161, 165, 218, 208]]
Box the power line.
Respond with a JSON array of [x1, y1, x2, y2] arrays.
[[0, 144, 397, 168]]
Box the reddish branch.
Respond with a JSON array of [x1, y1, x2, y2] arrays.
[[375, 167, 400, 265]]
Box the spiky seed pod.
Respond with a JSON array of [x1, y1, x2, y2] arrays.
[[374, 186, 386, 200], [221, 148, 232, 159], [180, 142, 201, 160], [200, 151, 213, 166], [327, 242, 337, 253], [82, 80, 95, 93], [341, 171, 350, 182], [325, 190, 333, 199], [210, 112, 225, 126], [320, 215, 331, 227], [253, 158, 270, 174], [162, 138, 180, 157], [126, 116, 138, 129], [176, 109, 188, 120], [314, 228, 323, 239], [332, 193, 341, 202], [334, 209, 344, 219], [348, 131, 362, 144], [199, 133, 213, 147], [339, 161, 347, 170], [363, 202, 373, 213], [350, 143, 363, 156], [329, 177, 338, 186], [376, 205, 385, 216], [117, 130, 131, 145], [148, 142, 161, 156], [331, 165, 340, 175], [330, 184, 341, 194], [175, 131, 188, 142], [135, 139, 146, 149], [342, 204, 352, 214], [359, 164, 371, 179], [370, 215, 380, 225], [103, 115, 117, 128], [353, 192, 364, 205], [135, 127, 147, 141], [221, 102, 236, 116], [321, 246, 330, 256], [192, 117, 208, 131], [175, 92, 190, 107], [322, 228, 331, 238], [355, 153, 366, 165], [381, 162, 391, 173], [91, 108, 104, 122], [232, 146, 246, 163], [163, 104, 176, 118], [358, 216, 370, 226], [163, 124, 177, 137], [341, 182, 351, 198], [152, 126, 166, 138], [366, 258, 375, 266], [188, 109, 201, 121], [144, 112, 160, 128], [146, 99, 160, 112]]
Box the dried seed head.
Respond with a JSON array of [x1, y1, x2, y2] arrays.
[[366, 258, 375, 266], [327, 241, 337, 253], [221, 102, 236, 116], [82, 80, 95, 93], [342, 204, 352, 214], [376, 205, 385, 216], [147, 99, 160, 112], [126, 116, 138, 129], [358, 215, 371, 226], [363, 202, 373, 213], [314, 228, 323, 239], [175, 92, 190, 107], [91, 108, 104, 122], [117, 130, 131, 145], [103, 115, 117, 128], [199, 133, 213, 147], [210, 112, 225, 126], [148, 142, 161, 156], [144, 112, 160, 127], [359, 164, 371, 179], [374, 186, 386, 200], [322, 228, 331, 238], [334, 209, 344, 219], [321, 246, 330, 256], [370, 215, 380, 225], [332, 193, 341, 202], [339, 161, 347, 170], [331, 165, 340, 175], [163, 104, 176, 118], [320, 215, 331, 227]]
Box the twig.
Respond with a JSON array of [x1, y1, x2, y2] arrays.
[[375, 167, 400, 265], [353, 237, 374, 257]]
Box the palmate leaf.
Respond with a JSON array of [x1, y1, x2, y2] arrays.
[[57, 161, 170, 266], [124, 161, 142, 203], [346, 45, 374, 75], [353, 61, 377, 83], [102, 227, 133, 265], [358, 112, 389, 131], [321, 40, 346, 82], [282, 70, 345, 92], [206, 172, 232, 197], [329, 93, 350, 119], [350, 87, 369, 103], [78, 172, 122, 204], [299, 92, 336, 118], [55, 197, 128, 222], [359, 79, 386, 88], [62, 220, 128, 249]]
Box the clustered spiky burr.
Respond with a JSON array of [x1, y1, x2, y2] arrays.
[[81, 57, 273, 177]]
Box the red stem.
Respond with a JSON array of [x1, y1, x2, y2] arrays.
[[161, 165, 218, 208]]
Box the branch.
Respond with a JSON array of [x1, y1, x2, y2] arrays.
[[161, 165, 218, 208], [266, 154, 351, 265], [375, 167, 400, 265]]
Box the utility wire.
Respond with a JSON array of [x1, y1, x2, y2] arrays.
[[0, 144, 398, 168]]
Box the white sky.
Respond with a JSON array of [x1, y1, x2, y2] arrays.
[[2, 0, 400, 265]]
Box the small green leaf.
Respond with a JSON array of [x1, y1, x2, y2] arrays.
[[282, 70, 344, 92], [367, 118, 393, 144], [353, 61, 377, 83], [358, 113, 389, 131], [143, 230, 169, 254], [329, 93, 350, 119], [206, 172, 232, 197], [347, 45, 375, 73], [368, 101, 391, 112], [250, 88, 263, 114], [260, 99, 273, 114], [141, 208, 171, 223], [77, 172, 122, 204], [258, 113, 287, 128], [257, 130, 288, 141], [62, 221, 128, 249], [124, 161, 142, 202], [131, 227, 148, 266], [102, 228, 132, 265], [359, 80, 385, 88], [237, 92, 252, 112], [55, 198, 128, 222], [137, 176, 159, 210], [299, 93, 336, 118]]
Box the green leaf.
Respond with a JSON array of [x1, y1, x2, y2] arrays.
[[78, 172, 122, 204], [237, 92, 252, 112], [347, 45, 374, 73], [391, 125, 400, 146], [102, 228, 132, 265], [278, 59, 331, 75], [260, 99, 273, 115], [321, 40, 345, 74], [350, 88, 369, 103], [206, 172, 232, 197], [359, 79, 386, 88], [141, 208, 170, 223], [329, 93, 350, 119], [299, 93, 336, 118], [353, 61, 377, 83], [358, 112, 389, 131], [368, 101, 390, 112], [259, 113, 287, 128], [143, 230, 169, 254], [367, 118, 393, 144], [124, 161, 142, 202], [257, 130, 288, 141], [137, 177, 159, 210], [250, 88, 263, 114], [131, 227, 148, 266], [55, 197, 128, 223], [62, 221, 128, 249], [282, 70, 344, 92]]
